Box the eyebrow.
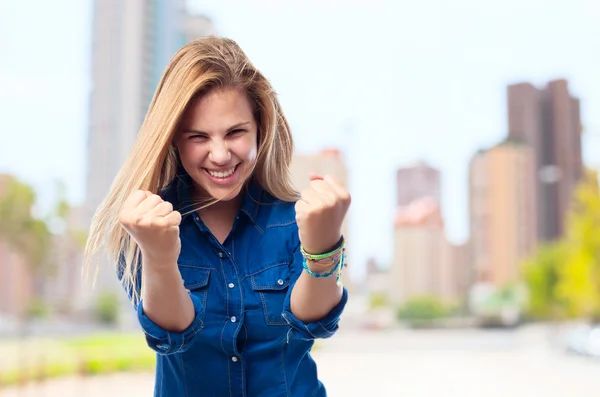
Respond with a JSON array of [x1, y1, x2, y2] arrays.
[[181, 121, 252, 134]]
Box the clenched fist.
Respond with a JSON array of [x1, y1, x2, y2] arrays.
[[119, 190, 182, 265], [294, 174, 351, 255]]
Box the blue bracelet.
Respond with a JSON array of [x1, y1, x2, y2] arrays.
[[302, 251, 345, 282]]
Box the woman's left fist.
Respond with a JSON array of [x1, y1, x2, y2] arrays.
[[294, 174, 351, 254]]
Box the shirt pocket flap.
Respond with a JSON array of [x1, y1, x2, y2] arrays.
[[251, 263, 291, 291], [180, 267, 211, 291]]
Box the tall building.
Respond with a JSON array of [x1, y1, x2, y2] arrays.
[[290, 149, 354, 291], [85, 1, 213, 293], [469, 140, 537, 287], [507, 79, 583, 241], [396, 161, 441, 207], [86, 0, 213, 225], [389, 197, 447, 304]]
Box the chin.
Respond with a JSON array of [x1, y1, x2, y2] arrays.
[[208, 186, 244, 202]]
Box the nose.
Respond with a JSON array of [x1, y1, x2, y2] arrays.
[[209, 140, 231, 165]]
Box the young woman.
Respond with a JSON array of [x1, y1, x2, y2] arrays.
[[85, 37, 350, 396]]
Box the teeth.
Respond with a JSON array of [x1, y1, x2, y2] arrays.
[[208, 167, 235, 178]]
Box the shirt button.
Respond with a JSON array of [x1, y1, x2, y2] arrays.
[[228, 283, 235, 289], [277, 279, 284, 285], [230, 316, 237, 323], [231, 356, 238, 362], [218, 252, 223, 258]]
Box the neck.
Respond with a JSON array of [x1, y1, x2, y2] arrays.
[[200, 193, 243, 217], [194, 186, 245, 220]]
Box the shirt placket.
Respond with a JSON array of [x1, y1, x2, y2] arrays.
[[218, 245, 246, 397], [193, 213, 246, 396]]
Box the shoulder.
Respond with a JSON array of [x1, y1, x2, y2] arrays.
[[258, 191, 298, 230]]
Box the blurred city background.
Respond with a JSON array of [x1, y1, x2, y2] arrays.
[[1, 0, 600, 396]]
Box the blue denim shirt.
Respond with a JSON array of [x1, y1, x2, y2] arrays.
[[119, 172, 348, 397]]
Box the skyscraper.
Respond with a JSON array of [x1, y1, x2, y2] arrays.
[[396, 161, 441, 207], [86, 0, 214, 225], [85, 1, 213, 293], [507, 79, 583, 241], [390, 197, 446, 304], [469, 140, 537, 286]]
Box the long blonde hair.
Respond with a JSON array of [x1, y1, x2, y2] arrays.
[[84, 37, 297, 303]]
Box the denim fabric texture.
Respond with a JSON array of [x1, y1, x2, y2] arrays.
[[118, 171, 348, 397]]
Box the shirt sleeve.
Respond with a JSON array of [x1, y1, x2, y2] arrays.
[[116, 252, 205, 355], [136, 293, 206, 355], [281, 243, 348, 340]]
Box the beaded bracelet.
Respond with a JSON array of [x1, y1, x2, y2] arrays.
[[300, 237, 346, 262], [302, 249, 345, 283], [308, 250, 344, 267]]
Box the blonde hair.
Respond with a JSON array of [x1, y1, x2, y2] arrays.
[[84, 37, 297, 303]]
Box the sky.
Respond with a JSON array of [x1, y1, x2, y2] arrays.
[[0, 0, 599, 280]]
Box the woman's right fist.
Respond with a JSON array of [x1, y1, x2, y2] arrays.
[[119, 190, 182, 264]]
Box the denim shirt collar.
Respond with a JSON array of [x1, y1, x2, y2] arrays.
[[170, 168, 264, 229]]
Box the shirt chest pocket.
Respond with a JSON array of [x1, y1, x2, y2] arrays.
[[251, 262, 291, 326], [179, 266, 211, 325]]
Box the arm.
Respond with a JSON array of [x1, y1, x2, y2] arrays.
[[290, 174, 350, 323], [119, 190, 202, 354], [290, 242, 344, 323], [141, 256, 195, 332]]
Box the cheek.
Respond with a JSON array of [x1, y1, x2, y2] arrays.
[[178, 143, 208, 165], [247, 145, 257, 162], [245, 133, 258, 162], [232, 136, 258, 162]]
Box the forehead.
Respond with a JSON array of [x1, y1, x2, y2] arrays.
[[180, 87, 255, 131]]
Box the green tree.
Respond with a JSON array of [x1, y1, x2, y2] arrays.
[[556, 169, 600, 320], [397, 296, 449, 327], [368, 292, 389, 310], [0, 176, 52, 307], [95, 292, 120, 325], [522, 242, 566, 320], [523, 169, 600, 322]]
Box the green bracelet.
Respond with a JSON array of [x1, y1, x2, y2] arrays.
[[300, 237, 346, 261]]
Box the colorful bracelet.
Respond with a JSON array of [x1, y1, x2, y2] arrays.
[[302, 249, 346, 283], [308, 250, 344, 267], [300, 237, 346, 262]]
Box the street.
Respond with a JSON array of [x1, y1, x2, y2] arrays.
[[2, 325, 600, 396]]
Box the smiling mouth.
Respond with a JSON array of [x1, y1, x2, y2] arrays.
[[203, 164, 239, 179]]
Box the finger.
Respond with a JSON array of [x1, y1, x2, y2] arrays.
[[323, 175, 350, 200], [122, 190, 149, 213], [136, 194, 164, 214], [309, 179, 334, 195], [164, 210, 182, 227], [308, 181, 337, 207], [294, 200, 308, 219], [148, 201, 174, 217], [300, 187, 322, 205]]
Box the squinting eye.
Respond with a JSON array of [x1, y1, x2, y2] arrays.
[[228, 129, 245, 136], [189, 135, 207, 140]]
